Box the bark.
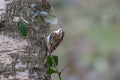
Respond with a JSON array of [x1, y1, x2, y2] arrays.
[[0, 0, 51, 80]]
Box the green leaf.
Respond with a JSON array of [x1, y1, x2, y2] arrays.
[[32, 10, 39, 18], [20, 7, 31, 17], [20, 7, 30, 12], [40, 11, 48, 16], [47, 68, 58, 74], [53, 55, 58, 66], [32, 16, 41, 30], [47, 56, 53, 67], [43, 14, 58, 24], [18, 19, 27, 36], [30, 4, 38, 8], [47, 55, 59, 67]]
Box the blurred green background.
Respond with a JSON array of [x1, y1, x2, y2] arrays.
[[51, 0, 120, 80]]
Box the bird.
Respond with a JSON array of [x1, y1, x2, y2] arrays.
[[46, 27, 64, 55]]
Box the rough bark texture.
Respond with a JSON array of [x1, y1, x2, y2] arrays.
[[0, 0, 51, 80]]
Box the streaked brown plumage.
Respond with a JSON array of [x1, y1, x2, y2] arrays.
[[46, 27, 64, 54]]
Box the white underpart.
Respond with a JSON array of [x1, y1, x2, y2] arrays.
[[54, 28, 61, 34], [47, 28, 60, 44], [46, 33, 51, 50]]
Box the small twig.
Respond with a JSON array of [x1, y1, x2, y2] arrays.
[[47, 50, 62, 80], [50, 55, 61, 80], [47, 51, 70, 80], [57, 62, 70, 80], [59, 62, 70, 74], [58, 72, 62, 80]]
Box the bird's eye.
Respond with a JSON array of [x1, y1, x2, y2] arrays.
[[59, 29, 62, 33]]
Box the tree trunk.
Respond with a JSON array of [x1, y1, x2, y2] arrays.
[[0, 0, 51, 80]]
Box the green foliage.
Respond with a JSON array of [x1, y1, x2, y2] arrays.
[[18, 19, 27, 36], [53, 56, 58, 66], [18, 3, 58, 37], [19, 4, 58, 32], [47, 55, 58, 67], [20, 7, 31, 19], [46, 55, 59, 75], [40, 11, 48, 16], [47, 56, 53, 67], [47, 68, 58, 74], [43, 14, 58, 24]]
